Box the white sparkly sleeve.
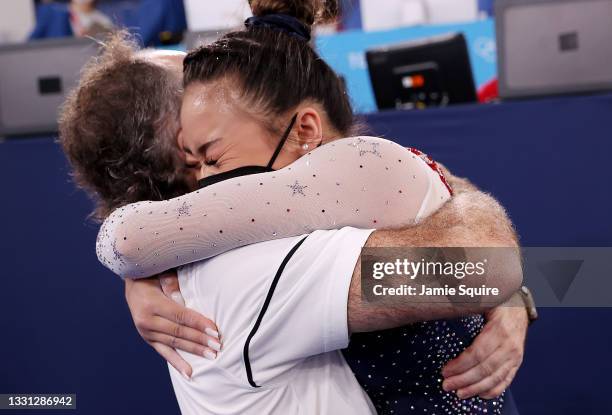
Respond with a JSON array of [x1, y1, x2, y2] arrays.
[[96, 136, 452, 278]]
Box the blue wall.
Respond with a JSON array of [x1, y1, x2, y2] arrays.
[[1, 93, 611, 414], [0, 138, 181, 413]]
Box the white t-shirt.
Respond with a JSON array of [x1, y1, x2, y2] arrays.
[[170, 227, 376, 415]]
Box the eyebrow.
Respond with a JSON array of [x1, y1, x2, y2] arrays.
[[184, 137, 222, 156]]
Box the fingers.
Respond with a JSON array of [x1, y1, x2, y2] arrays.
[[442, 346, 505, 394], [442, 324, 498, 377], [151, 341, 193, 381], [147, 300, 222, 356], [156, 298, 219, 337], [149, 332, 218, 361], [480, 365, 519, 400], [444, 340, 523, 400], [455, 360, 517, 400], [149, 315, 221, 350], [441, 303, 527, 401]]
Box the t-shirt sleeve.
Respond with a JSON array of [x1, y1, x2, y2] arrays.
[[244, 227, 374, 387]]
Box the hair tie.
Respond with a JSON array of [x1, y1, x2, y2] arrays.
[[244, 14, 312, 42]]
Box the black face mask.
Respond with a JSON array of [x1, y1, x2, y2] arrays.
[[198, 114, 298, 189]]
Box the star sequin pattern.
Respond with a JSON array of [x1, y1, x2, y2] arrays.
[[287, 180, 308, 197], [351, 137, 382, 158], [176, 200, 192, 218]]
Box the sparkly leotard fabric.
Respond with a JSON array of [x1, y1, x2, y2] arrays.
[[96, 135, 505, 414], [344, 317, 505, 414]]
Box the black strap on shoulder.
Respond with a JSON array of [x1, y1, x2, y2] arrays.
[[243, 235, 309, 388]]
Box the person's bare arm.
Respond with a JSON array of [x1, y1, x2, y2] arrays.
[[348, 174, 522, 333]]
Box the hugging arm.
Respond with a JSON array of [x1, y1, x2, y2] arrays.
[[346, 172, 526, 399], [347, 171, 523, 332], [97, 136, 451, 278], [125, 163, 527, 398]]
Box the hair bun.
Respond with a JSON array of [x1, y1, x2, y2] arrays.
[[245, 14, 312, 42], [248, 0, 339, 28]]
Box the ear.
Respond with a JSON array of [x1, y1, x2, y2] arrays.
[[294, 107, 323, 153]]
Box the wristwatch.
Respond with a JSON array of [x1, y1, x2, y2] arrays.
[[519, 286, 538, 324]]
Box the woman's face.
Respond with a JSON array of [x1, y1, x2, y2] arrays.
[[179, 82, 305, 181]]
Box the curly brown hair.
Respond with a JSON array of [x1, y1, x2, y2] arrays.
[[59, 31, 190, 221]]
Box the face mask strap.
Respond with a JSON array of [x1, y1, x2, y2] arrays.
[[266, 113, 298, 170]]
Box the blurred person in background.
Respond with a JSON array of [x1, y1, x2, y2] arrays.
[[30, 0, 114, 40], [134, 0, 187, 46], [69, 0, 114, 38], [29, 0, 186, 46], [30, 1, 75, 40]]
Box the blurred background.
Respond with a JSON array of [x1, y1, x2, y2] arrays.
[[1, 1, 611, 414]]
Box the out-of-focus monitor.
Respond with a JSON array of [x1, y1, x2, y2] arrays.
[[360, 0, 479, 31], [0, 38, 99, 137], [366, 33, 477, 110], [496, 0, 612, 99]]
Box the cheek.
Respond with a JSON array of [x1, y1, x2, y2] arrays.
[[221, 138, 272, 170], [240, 123, 277, 156]]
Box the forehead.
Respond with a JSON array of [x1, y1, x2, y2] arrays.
[[182, 80, 243, 117]]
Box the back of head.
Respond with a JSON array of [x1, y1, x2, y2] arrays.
[[183, 0, 354, 137], [59, 31, 190, 221], [249, 0, 339, 26]]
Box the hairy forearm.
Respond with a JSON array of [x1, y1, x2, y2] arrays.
[[348, 177, 523, 333]]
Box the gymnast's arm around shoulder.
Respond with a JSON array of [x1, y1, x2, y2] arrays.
[[96, 136, 452, 278], [347, 170, 523, 333]]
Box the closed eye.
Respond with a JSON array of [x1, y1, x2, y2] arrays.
[[184, 161, 200, 170], [204, 158, 218, 167]]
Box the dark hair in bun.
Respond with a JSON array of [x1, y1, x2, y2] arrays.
[[183, 0, 356, 137], [249, 0, 339, 27]]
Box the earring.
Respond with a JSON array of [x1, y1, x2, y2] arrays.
[[302, 143, 309, 150]]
